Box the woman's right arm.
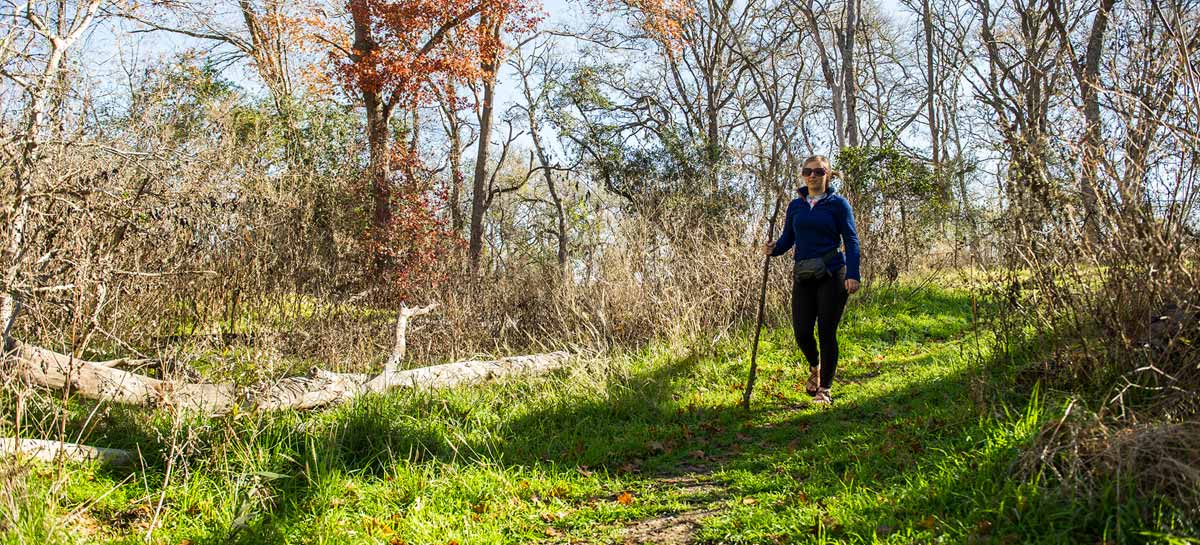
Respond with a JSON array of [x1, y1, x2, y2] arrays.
[[766, 200, 797, 257]]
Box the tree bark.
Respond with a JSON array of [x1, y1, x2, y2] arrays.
[[1049, 0, 1117, 237], [10, 303, 567, 413], [440, 79, 467, 233], [1079, 0, 1115, 222]]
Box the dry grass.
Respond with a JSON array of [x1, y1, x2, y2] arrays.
[[1025, 404, 1200, 518], [997, 199, 1200, 525]]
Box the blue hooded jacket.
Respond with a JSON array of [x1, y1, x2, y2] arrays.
[[770, 186, 861, 281]]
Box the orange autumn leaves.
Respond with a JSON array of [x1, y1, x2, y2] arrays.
[[307, 0, 691, 106], [320, 0, 543, 108], [604, 0, 695, 49]]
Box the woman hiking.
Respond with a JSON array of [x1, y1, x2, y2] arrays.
[[763, 155, 861, 405]]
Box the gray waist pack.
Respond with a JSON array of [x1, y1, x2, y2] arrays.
[[793, 250, 839, 281]]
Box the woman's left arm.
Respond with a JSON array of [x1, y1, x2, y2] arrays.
[[837, 199, 861, 294]]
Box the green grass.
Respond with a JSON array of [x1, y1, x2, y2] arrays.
[[3, 283, 1194, 544]]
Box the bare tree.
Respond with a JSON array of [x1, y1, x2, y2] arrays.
[[1048, 0, 1117, 238], [971, 0, 1066, 233], [121, 1, 296, 113], [511, 38, 576, 277], [436, 77, 473, 233], [797, 0, 863, 149], [1, 0, 108, 350]]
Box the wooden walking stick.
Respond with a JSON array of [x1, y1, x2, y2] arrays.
[[742, 193, 785, 410]]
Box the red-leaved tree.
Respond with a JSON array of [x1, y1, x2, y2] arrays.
[[314, 0, 540, 294]]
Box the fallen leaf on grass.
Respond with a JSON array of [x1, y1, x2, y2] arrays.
[[647, 440, 666, 452], [689, 450, 706, 459], [362, 516, 395, 537], [918, 515, 937, 529], [616, 492, 634, 505], [741, 497, 758, 505], [544, 527, 563, 537]]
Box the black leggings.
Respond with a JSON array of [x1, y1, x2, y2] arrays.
[[791, 265, 849, 389]]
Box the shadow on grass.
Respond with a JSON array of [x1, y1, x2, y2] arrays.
[[208, 351, 709, 544]]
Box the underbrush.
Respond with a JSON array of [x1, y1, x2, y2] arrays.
[[15, 223, 784, 387], [980, 218, 1200, 533]]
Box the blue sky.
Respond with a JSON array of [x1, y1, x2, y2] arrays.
[[80, 0, 913, 113]]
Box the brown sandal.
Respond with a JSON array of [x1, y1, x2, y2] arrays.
[[812, 388, 833, 405], [805, 366, 820, 395]]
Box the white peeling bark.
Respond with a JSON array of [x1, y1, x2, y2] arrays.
[[0, 438, 133, 466]]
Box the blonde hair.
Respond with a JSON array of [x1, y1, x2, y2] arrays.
[[801, 154, 841, 183]]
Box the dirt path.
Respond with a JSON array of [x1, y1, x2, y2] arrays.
[[619, 474, 727, 545]]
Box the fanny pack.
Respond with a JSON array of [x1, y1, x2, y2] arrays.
[[793, 250, 840, 281]]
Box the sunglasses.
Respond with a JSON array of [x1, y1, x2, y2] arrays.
[[801, 167, 827, 177]]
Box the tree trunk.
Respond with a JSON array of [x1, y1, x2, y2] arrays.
[[803, 0, 845, 148], [351, 0, 396, 264], [840, 0, 860, 148], [516, 55, 569, 279], [446, 94, 466, 233], [1079, 0, 1116, 229], [1049, 0, 1117, 238], [921, 0, 940, 166], [468, 17, 503, 275], [4, 304, 567, 465]]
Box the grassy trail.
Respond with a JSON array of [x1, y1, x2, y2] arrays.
[[8, 284, 1181, 544]]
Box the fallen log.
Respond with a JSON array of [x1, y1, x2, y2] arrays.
[[7, 303, 572, 414], [11, 341, 571, 414], [0, 438, 133, 466]]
